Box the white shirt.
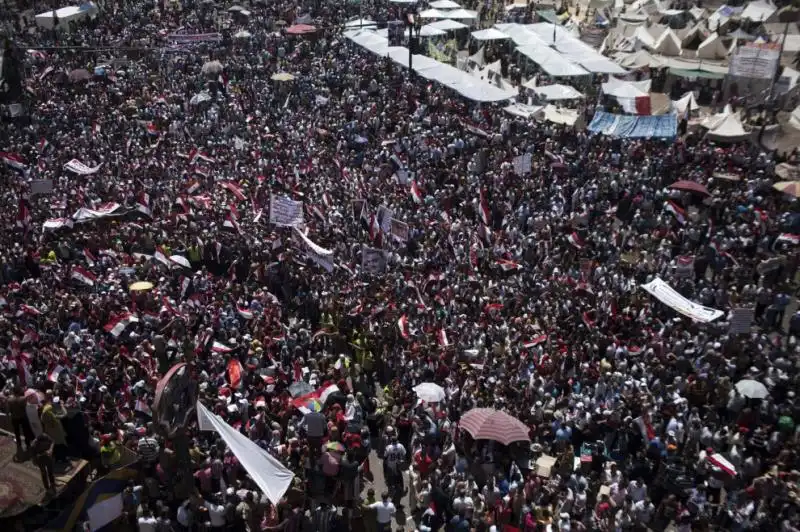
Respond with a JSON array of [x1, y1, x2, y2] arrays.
[[370, 500, 396, 524], [138, 516, 157, 532], [177, 503, 192, 527], [384, 443, 407, 470], [205, 501, 226, 527]]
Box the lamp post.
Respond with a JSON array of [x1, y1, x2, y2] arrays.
[[406, 11, 421, 80]]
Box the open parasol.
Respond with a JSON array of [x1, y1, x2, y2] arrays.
[[773, 181, 800, 198], [129, 281, 155, 292], [413, 382, 446, 403], [234, 30, 253, 39], [271, 72, 295, 82], [669, 180, 710, 195], [459, 408, 531, 445], [286, 24, 317, 35], [201, 60, 224, 76], [734, 379, 769, 399]]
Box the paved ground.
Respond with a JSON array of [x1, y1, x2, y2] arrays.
[[362, 450, 417, 531]]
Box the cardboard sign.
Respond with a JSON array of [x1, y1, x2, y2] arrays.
[[729, 307, 755, 334]]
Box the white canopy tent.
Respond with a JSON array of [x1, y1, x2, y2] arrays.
[[741, 0, 777, 22], [516, 45, 590, 77], [653, 28, 682, 56], [601, 76, 651, 98], [790, 105, 800, 130], [35, 3, 98, 29], [530, 83, 584, 100], [425, 19, 469, 31], [376, 25, 446, 37], [472, 28, 510, 41], [444, 8, 478, 19], [430, 0, 461, 8], [672, 91, 699, 115], [696, 32, 727, 60], [706, 113, 749, 142], [419, 8, 448, 18], [345, 18, 378, 29]]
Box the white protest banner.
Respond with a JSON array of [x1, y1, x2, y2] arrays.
[[391, 219, 409, 242], [72, 203, 124, 223], [376, 205, 393, 233], [513, 153, 532, 176], [729, 307, 755, 334], [64, 159, 103, 175], [729, 44, 780, 80], [270, 195, 305, 227], [30, 179, 54, 195], [640, 277, 724, 323], [362, 247, 388, 275], [293, 228, 334, 272]]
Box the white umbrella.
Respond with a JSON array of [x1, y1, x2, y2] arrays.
[[169, 255, 192, 269], [234, 30, 253, 39], [228, 4, 245, 11], [201, 60, 224, 76], [734, 379, 769, 399], [345, 18, 377, 28], [413, 382, 446, 402], [444, 8, 478, 19], [419, 8, 447, 18], [430, 0, 461, 8]]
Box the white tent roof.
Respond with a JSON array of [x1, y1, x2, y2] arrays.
[[672, 91, 699, 114], [419, 8, 448, 18], [741, 0, 776, 22], [430, 0, 461, 8], [654, 28, 682, 56], [790, 105, 800, 130], [445, 8, 478, 19], [697, 32, 727, 60], [472, 28, 510, 41], [542, 105, 580, 126], [345, 18, 377, 28], [516, 45, 590, 77], [706, 113, 749, 142], [531, 83, 584, 100], [376, 26, 446, 37], [426, 19, 469, 31], [633, 25, 656, 48], [602, 76, 651, 98]]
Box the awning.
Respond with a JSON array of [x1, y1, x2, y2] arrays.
[[669, 67, 725, 80]]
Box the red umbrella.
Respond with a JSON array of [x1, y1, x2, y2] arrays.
[[669, 180, 710, 196], [459, 408, 530, 445], [286, 24, 317, 35]]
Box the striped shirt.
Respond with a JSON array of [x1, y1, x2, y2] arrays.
[[137, 436, 160, 464]]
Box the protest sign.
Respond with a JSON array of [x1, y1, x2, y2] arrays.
[[293, 228, 334, 272], [362, 247, 388, 275], [376, 205, 393, 233], [351, 199, 366, 220], [729, 307, 755, 334], [270, 195, 305, 227], [513, 153, 532, 176], [391, 219, 409, 242], [30, 179, 54, 195], [64, 159, 103, 175]]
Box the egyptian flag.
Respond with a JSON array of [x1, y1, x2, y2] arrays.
[[469, 244, 479, 269], [71, 266, 97, 286], [227, 359, 243, 389], [146, 122, 159, 136], [349, 302, 364, 316], [496, 259, 520, 271], [522, 335, 548, 349], [154, 246, 171, 267], [224, 209, 241, 234], [136, 192, 153, 217], [93, 121, 101, 136], [161, 296, 181, 317], [221, 181, 246, 201], [634, 413, 656, 442], [582, 310, 596, 328], [185, 180, 201, 194], [397, 314, 410, 339], [84, 248, 96, 267], [212, 341, 233, 353], [567, 232, 585, 249], [410, 181, 423, 204], [1, 152, 27, 172], [179, 275, 192, 299], [16, 198, 31, 231], [189, 148, 216, 165], [478, 189, 490, 226], [775, 233, 800, 246], [104, 313, 139, 337], [17, 304, 42, 317], [237, 306, 254, 320], [47, 365, 64, 382], [665, 200, 686, 225], [437, 329, 449, 347], [369, 214, 381, 243]]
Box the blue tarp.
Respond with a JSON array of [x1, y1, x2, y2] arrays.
[[587, 111, 677, 139]]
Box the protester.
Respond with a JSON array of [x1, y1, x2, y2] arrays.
[[0, 0, 799, 531]]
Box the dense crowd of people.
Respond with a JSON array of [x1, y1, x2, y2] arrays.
[[1, 0, 800, 531]]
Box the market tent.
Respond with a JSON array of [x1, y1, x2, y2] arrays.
[[696, 32, 727, 59], [531, 83, 584, 100], [706, 113, 749, 142], [425, 19, 469, 31], [345, 18, 378, 29], [376, 25, 446, 37], [35, 3, 98, 29], [741, 0, 777, 22], [542, 105, 581, 126], [672, 91, 699, 115], [430, 0, 461, 8], [633, 25, 656, 48], [602, 76, 651, 98], [444, 8, 478, 19], [503, 103, 545, 118], [654, 28, 682, 56], [615, 49, 664, 69], [516, 45, 590, 77], [419, 8, 448, 18], [472, 28, 510, 41]]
